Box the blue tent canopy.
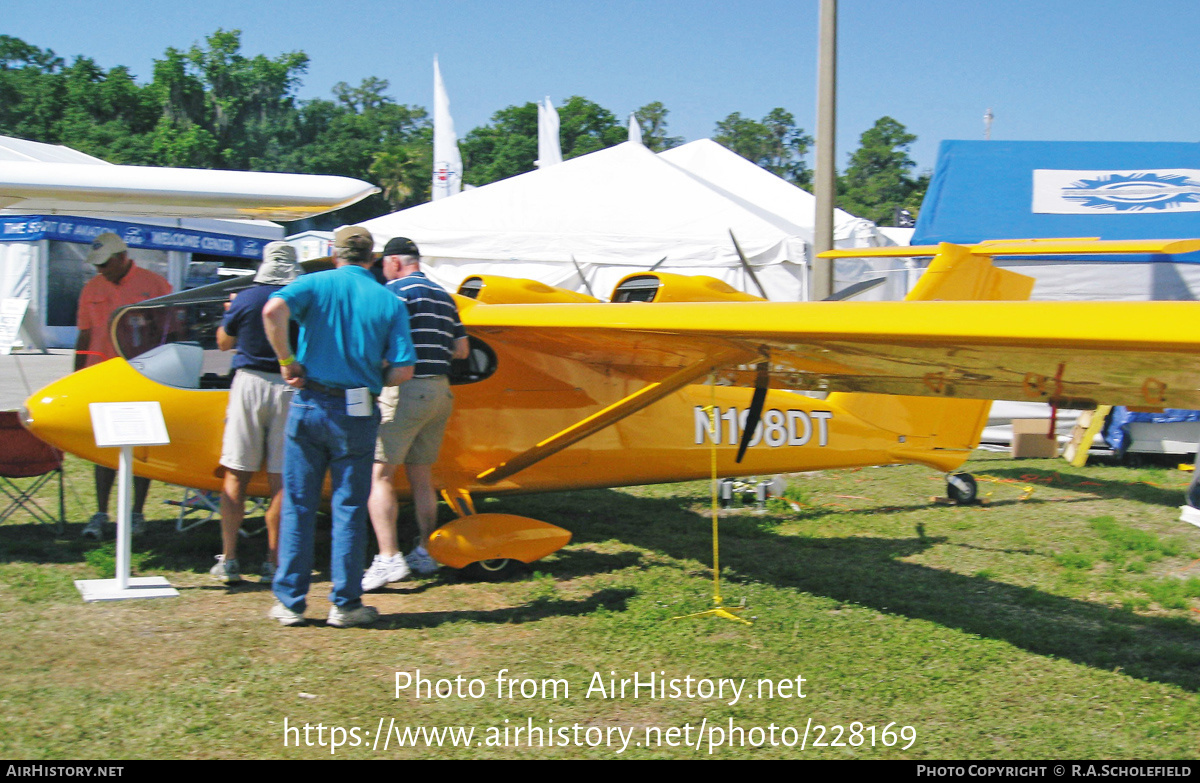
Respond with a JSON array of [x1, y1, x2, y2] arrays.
[[915, 141, 1200, 444], [913, 141, 1200, 262]]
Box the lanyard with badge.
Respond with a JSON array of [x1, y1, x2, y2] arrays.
[[346, 387, 373, 417]]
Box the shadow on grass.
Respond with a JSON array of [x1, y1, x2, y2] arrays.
[[787, 495, 1104, 521], [980, 467, 1185, 507], [6, 483, 1200, 691], [371, 587, 638, 630], [0, 516, 229, 565], [487, 487, 1200, 692], [0, 514, 271, 577]]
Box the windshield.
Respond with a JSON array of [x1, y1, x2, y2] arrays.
[[110, 274, 257, 389], [109, 259, 495, 390]]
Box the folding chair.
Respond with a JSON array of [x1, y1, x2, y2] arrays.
[[169, 487, 222, 533], [0, 410, 65, 533], [167, 485, 268, 534]]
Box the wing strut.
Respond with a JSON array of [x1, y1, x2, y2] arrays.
[[476, 347, 757, 485]]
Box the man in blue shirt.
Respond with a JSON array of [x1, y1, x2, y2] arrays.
[[210, 241, 300, 585], [262, 226, 416, 627], [363, 238, 468, 590]]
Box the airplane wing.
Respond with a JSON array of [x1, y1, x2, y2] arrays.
[[464, 298, 1200, 411], [0, 160, 379, 220], [463, 238, 1200, 411]]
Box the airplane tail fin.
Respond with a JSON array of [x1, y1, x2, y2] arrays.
[[826, 243, 1035, 472]]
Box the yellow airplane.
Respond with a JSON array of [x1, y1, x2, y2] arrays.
[[20, 238, 1200, 577]]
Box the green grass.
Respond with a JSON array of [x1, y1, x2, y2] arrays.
[[1, 452, 1199, 759]]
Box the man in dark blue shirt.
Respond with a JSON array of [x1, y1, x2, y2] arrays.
[[364, 237, 468, 591], [211, 242, 300, 584]]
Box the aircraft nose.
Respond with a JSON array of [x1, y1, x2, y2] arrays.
[[22, 373, 93, 456]]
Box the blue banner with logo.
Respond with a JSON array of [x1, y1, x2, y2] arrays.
[[0, 215, 265, 259], [913, 141, 1200, 261]]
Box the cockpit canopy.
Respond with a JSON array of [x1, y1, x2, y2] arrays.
[[109, 261, 496, 390]]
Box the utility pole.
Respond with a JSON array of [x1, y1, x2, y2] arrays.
[[811, 0, 837, 300]]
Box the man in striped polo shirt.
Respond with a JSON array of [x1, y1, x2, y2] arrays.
[[364, 237, 469, 590]]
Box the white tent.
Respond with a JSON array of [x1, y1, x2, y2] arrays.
[[661, 140, 910, 298], [660, 139, 882, 245], [0, 136, 286, 348], [361, 141, 887, 301]]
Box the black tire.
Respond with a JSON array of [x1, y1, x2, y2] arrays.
[[946, 472, 978, 505], [460, 558, 527, 582]]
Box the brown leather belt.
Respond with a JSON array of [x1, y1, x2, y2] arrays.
[[303, 379, 349, 398]]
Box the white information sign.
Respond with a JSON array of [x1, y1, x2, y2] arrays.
[[1033, 168, 1200, 214], [77, 401, 176, 602], [0, 298, 29, 355], [88, 402, 170, 448]]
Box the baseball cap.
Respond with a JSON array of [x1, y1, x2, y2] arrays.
[[86, 232, 128, 265], [381, 237, 420, 258], [334, 225, 373, 250], [253, 241, 300, 285]]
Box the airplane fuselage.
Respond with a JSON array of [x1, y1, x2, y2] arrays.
[[22, 354, 968, 502]]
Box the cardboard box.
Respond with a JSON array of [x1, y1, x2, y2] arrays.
[[1010, 419, 1059, 458]]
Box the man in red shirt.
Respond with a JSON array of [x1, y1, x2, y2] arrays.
[[74, 232, 172, 539]]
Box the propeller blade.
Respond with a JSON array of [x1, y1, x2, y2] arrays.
[[570, 254, 597, 298], [736, 361, 770, 463], [824, 276, 886, 301], [728, 230, 770, 300]]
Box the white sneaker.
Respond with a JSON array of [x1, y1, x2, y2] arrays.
[[361, 553, 411, 591], [268, 601, 305, 627], [80, 513, 109, 540], [210, 555, 242, 584], [328, 604, 379, 628], [405, 545, 441, 575]]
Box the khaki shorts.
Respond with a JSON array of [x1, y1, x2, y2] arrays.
[[220, 368, 294, 473], [375, 376, 453, 465]]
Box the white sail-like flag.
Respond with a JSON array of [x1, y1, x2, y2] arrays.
[[536, 97, 563, 169], [432, 56, 462, 200], [628, 112, 643, 145]]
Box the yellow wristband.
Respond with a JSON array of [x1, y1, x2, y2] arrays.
[[279, 355, 296, 367]]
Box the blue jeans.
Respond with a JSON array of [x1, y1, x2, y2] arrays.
[[272, 388, 379, 612]]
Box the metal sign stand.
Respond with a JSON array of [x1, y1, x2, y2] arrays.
[[75, 402, 178, 602]]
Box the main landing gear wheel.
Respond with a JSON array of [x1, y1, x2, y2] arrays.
[[946, 472, 978, 505], [460, 558, 527, 582]]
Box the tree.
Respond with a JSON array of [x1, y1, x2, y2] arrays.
[[0, 32, 436, 226], [460, 102, 538, 185], [557, 96, 625, 158], [0, 36, 163, 164], [275, 79, 431, 223], [0, 36, 66, 143], [632, 101, 683, 152], [837, 116, 926, 225], [148, 29, 308, 170], [713, 108, 812, 186], [332, 77, 392, 113], [461, 96, 625, 186], [58, 59, 160, 164]]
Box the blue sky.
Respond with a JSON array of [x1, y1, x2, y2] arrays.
[[6, 0, 1200, 174]]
